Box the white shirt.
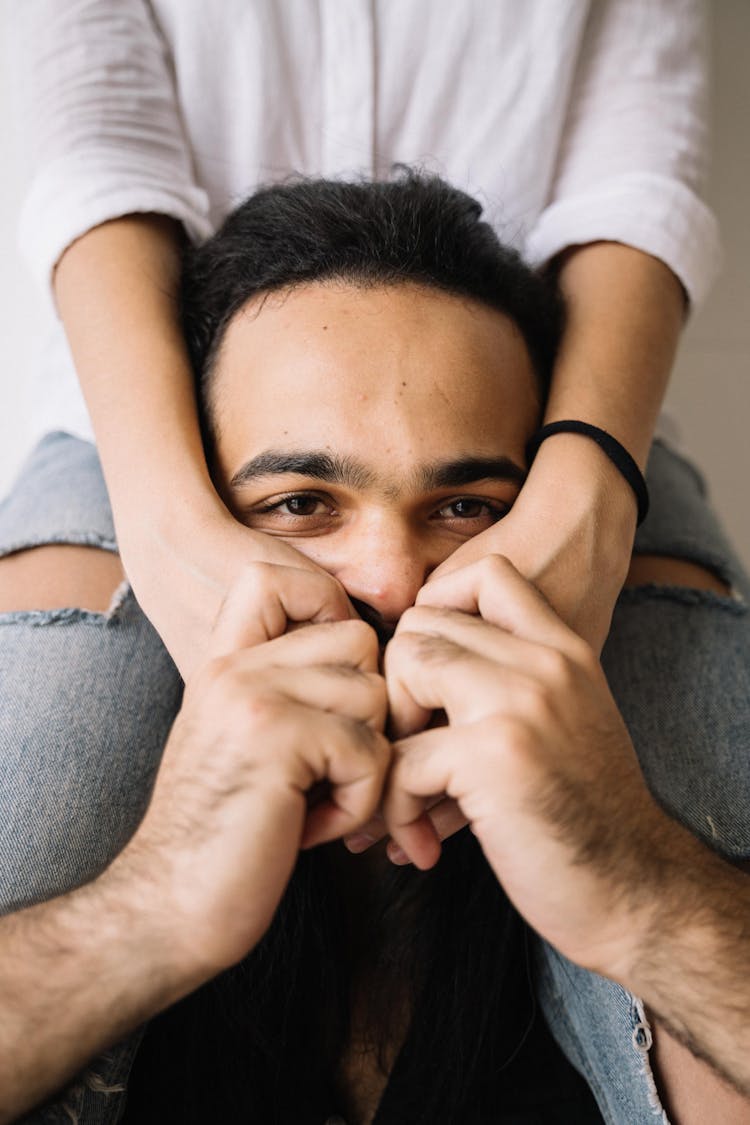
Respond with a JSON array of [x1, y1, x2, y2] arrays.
[[11, 0, 720, 447]]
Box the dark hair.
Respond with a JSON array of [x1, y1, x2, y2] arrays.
[[126, 833, 557, 1124], [180, 168, 563, 447], [127, 831, 599, 1122]]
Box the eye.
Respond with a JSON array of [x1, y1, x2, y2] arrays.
[[436, 497, 509, 522], [238, 488, 340, 535], [254, 492, 330, 517], [277, 494, 324, 516]]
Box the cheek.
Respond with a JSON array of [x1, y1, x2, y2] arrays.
[[274, 534, 348, 578]]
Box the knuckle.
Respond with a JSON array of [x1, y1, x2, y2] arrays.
[[538, 646, 576, 692], [395, 604, 424, 632], [365, 672, 389, 717], [570, 638, 600, 679], [398, 604, 456, 629], [217, 683, 284, 732], [194, 663, 281, 729], [336, 616, 380, 656], [364, 732, 393, 780], [514, 677, 558, 725], [384, 628, 415, 666], [483, 713, 536, 758], [483, 552, 514, 579], [416, 633, 463, 665], [341, 616, 377, 642], [238, 560, 275, 594], [388, 628, 460, 669]]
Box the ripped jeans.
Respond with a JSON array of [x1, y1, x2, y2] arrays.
[[2, 431, 749, 1125]]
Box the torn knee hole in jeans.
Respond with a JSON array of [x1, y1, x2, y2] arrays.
[[624, 554, 744, 606], [0, 542, 128, 619], [0, 581, 131, 625]]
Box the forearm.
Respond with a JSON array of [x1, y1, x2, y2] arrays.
[[530, 241, 685, 541], [0, 857, 201, 1124], [53, 215, 261, 675], [489, 242, 689, 646], [53, 215, 219, 535], [530, 242, 686, 528], [547, 241, 686, 464], [616, 837, 750, 1096]]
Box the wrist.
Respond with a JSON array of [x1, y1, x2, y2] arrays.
[[523, 434, 638, 561], [587, 822, 728, 992], [527, 422, 649, 526], [100, 843, 218, 995], [115, 463, 231, 559]]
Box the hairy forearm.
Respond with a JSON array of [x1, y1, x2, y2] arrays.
[[613, 831, 750, 1096], [53, 215, 218, 531], [0, 857, 201, 1123]]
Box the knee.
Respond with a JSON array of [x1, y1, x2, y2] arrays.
[[624, 554, 733, 597], [0, 546, 183, 912], [0, 544, 126, 614]]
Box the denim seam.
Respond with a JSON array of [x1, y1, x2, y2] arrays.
[[631, 997, 672, 1123], [616, 585, 747, 614], [0, 584, 134, 628], [0, 534, 118, 560], [536, 954, 621, 1124]]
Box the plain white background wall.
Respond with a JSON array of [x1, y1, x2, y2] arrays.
[[1, 1, 748, 565]]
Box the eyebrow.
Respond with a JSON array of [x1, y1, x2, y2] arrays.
[[420, 456, 526, 489], [230, 451, 376, 489], [229, 450, 526, 491]]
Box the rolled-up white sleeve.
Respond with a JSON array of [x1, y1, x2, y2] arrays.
[[525, 0, 721, 307], [11, 0, 212, 313]]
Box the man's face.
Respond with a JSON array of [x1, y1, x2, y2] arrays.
[[210, 281, 541, 633]]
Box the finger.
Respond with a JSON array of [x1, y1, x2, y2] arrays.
[[396, 604, 564, 679], [208, 562, 357, 659], [386, 798, 468, 865], [386, 629, 549, 736], [415, 554, 586, 658], [300, 726, 391, 849], [413, 796, 469, 846], [212, 617, 382, 679], [343, 792, 445, 853], [281, 665, 388, 729], [383, 728, 461, 869]]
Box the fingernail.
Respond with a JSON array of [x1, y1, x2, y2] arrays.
[[387, 844, 409, 865], [345, 833, 375, 854]]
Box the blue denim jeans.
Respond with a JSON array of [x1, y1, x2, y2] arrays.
[[2, 431, 749, 1124]]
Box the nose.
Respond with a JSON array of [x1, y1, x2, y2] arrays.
[[335, 523, 437, 628]]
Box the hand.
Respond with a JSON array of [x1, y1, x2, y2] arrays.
[[123, 502, 358, 679], [344, 444, 639, 859], [343, 435, 640, 859], [118, 569, 389, 977], [425, 434, 638, 652], [379, 555, 667, 974]]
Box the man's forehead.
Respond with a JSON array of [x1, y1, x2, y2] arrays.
[[211, 281, 541, 487]]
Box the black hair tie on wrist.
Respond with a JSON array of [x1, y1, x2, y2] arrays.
[[524, 420, 650, 526]]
